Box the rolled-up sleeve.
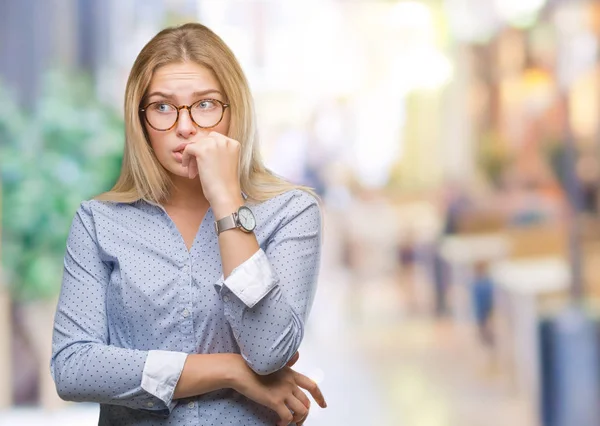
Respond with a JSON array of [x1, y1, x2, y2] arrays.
[[217, 249, 277, 308], [51, 201, 180, 415], [214, 191, 322, 375], [141, 350, 188, 407]]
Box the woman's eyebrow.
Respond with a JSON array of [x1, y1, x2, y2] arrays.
[[146, 89, 223, 100], [146, 91, 175, 100], [192, 89, 223, 97]]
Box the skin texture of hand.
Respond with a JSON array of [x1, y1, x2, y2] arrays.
[[180, 131, 242, 211], [285, 352, 310, 426], [174, 353, 322, 425], [230, 353, 327, 426]]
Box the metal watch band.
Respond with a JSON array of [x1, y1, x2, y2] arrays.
[[214, 213, 238, 235]]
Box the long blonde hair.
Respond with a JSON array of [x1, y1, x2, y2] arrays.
[[96, 22, 316, 204]]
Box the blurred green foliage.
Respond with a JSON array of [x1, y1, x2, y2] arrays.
[[0, 70, 124, 301]]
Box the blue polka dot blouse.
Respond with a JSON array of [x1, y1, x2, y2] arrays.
[[50, 189, 322, 425]]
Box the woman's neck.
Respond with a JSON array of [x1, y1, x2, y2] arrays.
[[164, 174, 209, 210]]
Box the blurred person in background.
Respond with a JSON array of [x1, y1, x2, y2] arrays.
[[50, 23, 327, 426], [431, 182, 473, 318], [395, 229, 421, 314], [470, 261, 495, 348], [577, 153, 600, 216]]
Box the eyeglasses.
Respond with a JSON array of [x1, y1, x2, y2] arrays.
[[139, 99, 230, 131]]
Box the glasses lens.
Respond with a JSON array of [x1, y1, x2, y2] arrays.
[[191, 100, 224, 128], [145, 102, 177, 130]]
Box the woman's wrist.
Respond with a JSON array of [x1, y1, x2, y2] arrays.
[[173, 353, 243, 399], [220, 353, 244, 390], [210, 193, 244, 220]]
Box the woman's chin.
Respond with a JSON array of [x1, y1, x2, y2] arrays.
[[172, 170, 192, 180], [156, 156, 196, 180], [163, 162, 191, 179]]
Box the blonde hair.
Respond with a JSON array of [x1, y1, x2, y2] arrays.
[[96, 22, 316, 204]]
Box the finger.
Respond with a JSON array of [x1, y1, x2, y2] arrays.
[[226, 137, 240, 152], [286, 352, 300, 368], [285, 395, 309, 424], [182, 151, 194, 178], [209, 130, 225, 139], [209, 131, 240, 151], [297, 411, 309, 426], [181, 143, 200, 167], [205, 131, 226, 146], [274, 403, 294, 426], [293, 387, 311, 410], [181, 144, 202, 179], [295, 373, 327, 408], [188, 157, 198, 180]]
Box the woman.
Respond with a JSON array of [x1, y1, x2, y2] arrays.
[[50, 23, 326, 426]]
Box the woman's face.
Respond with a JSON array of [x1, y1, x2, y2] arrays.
[[142, 61, 230, 179]]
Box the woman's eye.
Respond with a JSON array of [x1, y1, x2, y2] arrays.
[[155, 103, 173, 113], [197, 100, 216, 110]]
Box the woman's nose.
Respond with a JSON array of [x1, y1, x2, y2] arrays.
[[175, 108, 197, 138]]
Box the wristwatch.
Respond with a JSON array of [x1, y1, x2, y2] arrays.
[[214, 205, 256, 235]]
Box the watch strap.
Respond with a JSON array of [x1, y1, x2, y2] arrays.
[[215, 213, 238, 235]]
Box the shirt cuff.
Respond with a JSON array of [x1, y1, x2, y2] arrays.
[[215, 249, 278, 308], [141, 350, 188, 408]]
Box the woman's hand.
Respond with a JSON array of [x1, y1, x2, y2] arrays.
[[229, 354, 327, 426], [181, 131, 242, 211]]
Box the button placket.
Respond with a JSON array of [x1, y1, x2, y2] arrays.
[[178, 256, 194, 337]]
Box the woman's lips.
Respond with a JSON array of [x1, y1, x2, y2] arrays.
[[172, 143, 190, 163], [173, 142, 189, 152]]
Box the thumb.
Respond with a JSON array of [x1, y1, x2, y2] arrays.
[[286, 352, 300, 367]]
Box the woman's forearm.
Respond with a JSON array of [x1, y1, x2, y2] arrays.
[[212, 196, 260, 279], [173, 353, 241, 400]]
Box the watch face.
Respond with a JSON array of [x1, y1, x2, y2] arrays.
[[237, 206, 256, 232]]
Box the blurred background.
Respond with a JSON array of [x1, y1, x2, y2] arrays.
[[2, 0, 600, 425]]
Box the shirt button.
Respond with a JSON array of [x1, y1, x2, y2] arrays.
[[223, 295, 230, 303], [188, 401, 195, 409], [147, 401, 154, 408], [182, 308, 190, 318]]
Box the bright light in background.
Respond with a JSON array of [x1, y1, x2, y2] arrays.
[[279, 1, 364, 97], [495, 0, 548, 28], [386, 2, 453, 94], [195, 1, 256, 72], [354, 1, 450, 188], [197, 0, 452, 189], [445, 0, 548, 40], [388, 1, 433, 32], [198, 0, 364, 97], [387, 1, 436, 47], [444, 0, 501, 42], [390, 48, 453, 93], [353, 90, 405, 188]]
